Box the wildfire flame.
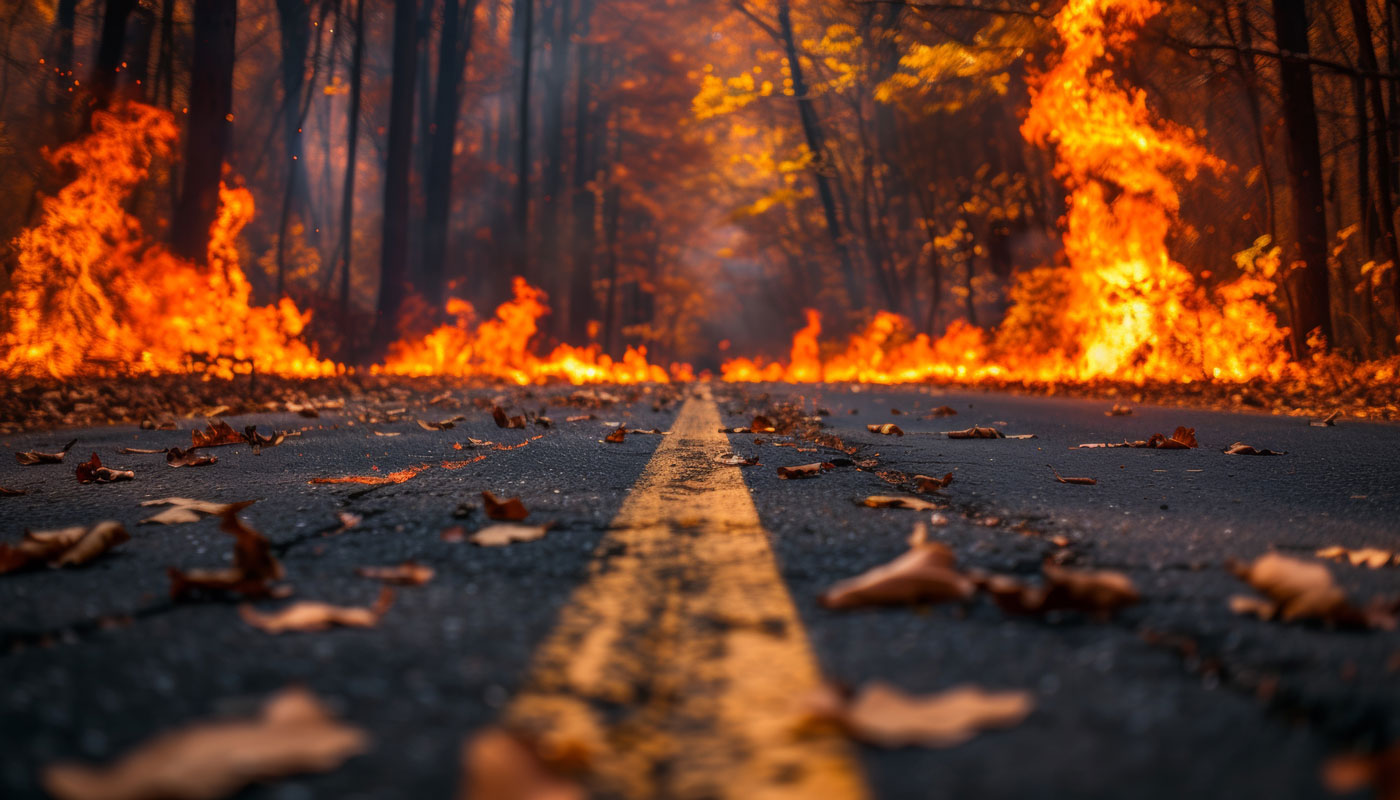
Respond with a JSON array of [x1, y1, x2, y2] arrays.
[[725, 0, 1291, 386], [378, 277, 687, 384], [0, 103, 336, 380]]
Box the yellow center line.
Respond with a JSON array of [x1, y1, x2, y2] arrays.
[[506, 387, 869, 799]]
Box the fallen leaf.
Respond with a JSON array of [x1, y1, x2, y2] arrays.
[[308, 465, 430, 486], [75, 452, 134, 483], [914, 473, 954, 492], [244, 426, 287, 453], [440, 525, 467, 543], [141, 417, 177, 430], [714, 454, 760, 466], [418, 416, 465, 431], [1323, 742, 1400, 800], [750, 415, 777, 433], [167, 447, 218, 468], [168, 510, 285, 600], [1048, 465, 1097, 485], [328, 511, 362, 534], [191, 418, 246, 448], [241, 587, 394, 634], [945, 426, 1004, 439], [482, 491, 529, 521], [867, 423, 904, 436], [924, 406, 958, 418], [471, 523, 550, 547], [862, 495, 941, 511], [819, 537, 974, 610], [16, 439, 77, 465], [42, 687, 367, 800], [1105, 404, 1133, 416], [604, 426, 627, 443], [983, 564, 1139, 617], [117, 447, 168, 455], [1228, 594, 1277, 619], [805, 682, 1032, 748], [1077, 426, 1198, 449], [140, 498, 257, 526], [777, 462, 833, 479], [1227, 552, 1393, 628], [1316, 546, 1397, 569], [0, 521, 129, 574], [492, 406, 527, 429], [1311, 410, 1341, 427], [373, 431, 400, 437], [1223, 442, 1286, 456], [459, 728, 586, 800], [356, 562, 435, 586]]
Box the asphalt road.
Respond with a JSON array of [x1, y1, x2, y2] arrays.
[[1, 382, 1398, 799]]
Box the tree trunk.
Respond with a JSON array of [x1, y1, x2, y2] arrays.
[[275, 0, 312, 298], [372, 0, 420, 358], [172, 0, 236, 265], [421, 0, 481, 311], [48, 0, 78, 137], [337, 0, 367, 329], [1349, 0, 1400, 331], [514, 0, 535, 281], [91, 0, 137, 115], [567, 6, 598, 342], [776, 0, 862, 312], [539, 0, 572, 333], [1271, 0, 1333, 353]]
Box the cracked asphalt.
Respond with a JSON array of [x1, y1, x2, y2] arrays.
[[1, 382, 1398, 799]]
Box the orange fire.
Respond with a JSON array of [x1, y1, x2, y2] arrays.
[[725, 0, 1291, 386], [0, 103, 337, 380], [378, 277, 686, 384]]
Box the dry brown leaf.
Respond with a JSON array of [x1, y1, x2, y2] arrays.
[[1227, 552, 1393, 629], [1078, 426, 1198, 449], [862, 495, 940, 511], [117, 447, 168, 455], [141, 417, 177, 431], [777, 462, 833, 479], [867, 423, 905, 436], [168, 511, 285, 600], [191, 418, 246, 448], [913, 473, 954, 492], [42, 687, 367, 800], [241, 587, 394, 634], [492, 406, 527, 429], [1228, 594, 1277, 619], [167, 447, 218, 468], [750, 415, 777, 433], [1323, 742, 1400, 800], [924, 405, 958, 418], [372, 431, 400, 437], [244, 426, 288, 453], [0, 521, 129, 574], [1311, 410, 1342, 427], [483, 491, 529, 521], [820, 539, 974, 609], [945, 426, 1004, 439], [140, 498, 256, 526], [16, 438, 77, 465], [1105, 404, 1133, 416], [459, 728, 586, 800], [1223, 442, 1286, 456], [1316, 546, 1397, 569], [983, 564, 1139, 617], [75, 452, 134, 484], [604, 426, 627, 443], [418, 416, 465, 431], [356, 562, 435, 586], [714, 454, 760, 466], [471, 523, 550, 547], [806, 682, 1033, 748], [1048, 466, 1097, 485]]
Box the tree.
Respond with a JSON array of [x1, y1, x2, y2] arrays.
[[1271, 0, 1333, 353], [274, 0, 314, 298], [373, 0, 421, 358], [172, 0, 237, 265], [336, 0, 367, 326], [90, 0, 137, 116], [420, 0, 481, 311]]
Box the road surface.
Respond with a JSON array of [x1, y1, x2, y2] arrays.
[[1, 382, 1397, 799]]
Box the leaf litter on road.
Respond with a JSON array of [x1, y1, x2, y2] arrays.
[[356, 562, 435, 585], [0, 521, 129, 574], [168, 511, 286, 600], [803, 681, 1033, 748], [240, 587, 395, 634], [482, 491, 530, 521], [1048, 465, 1097, 485], [1228, 552, 1396, 629], [41, 687, 367, 800], [471, 523, 551, 547], [140, 497, 256, 525], [16, 438, 76, 465], [75, 452, 135, 483]]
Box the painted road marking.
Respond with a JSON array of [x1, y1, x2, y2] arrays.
[[506, 388, 868, 799]]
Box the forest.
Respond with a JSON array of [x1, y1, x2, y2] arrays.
[[0, 0, 1397, 394]]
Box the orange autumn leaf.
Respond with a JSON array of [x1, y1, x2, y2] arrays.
[[471, 523, 550, 547], [356, 562, 435, 586], [914, 473, 954, 492], [75, 452, 135, 483], [777, 462, 833, 479], [191, 418, 246, 448], [604, 426, 627, 443], [820, 536, 974, 610], [42, 687, 367, 800], [1048, 465, 1097, 485], [1227, 552, 1394, 629], [1315, 546, 1397, 569], [166, 447, 218, 468], [308, 465, 429, 486], [862, 495, 941, 511], [0, 521, 129, 574], [945, 426, 1004, 439], [482, 491, 529, 521], [168, 511, 284, 600], [240, 587, 394, 634], [982, 564, 1139, 617], [867, 423, 904, 436], [805, 681, 1033, 748], [16, 438, 76, 465]]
